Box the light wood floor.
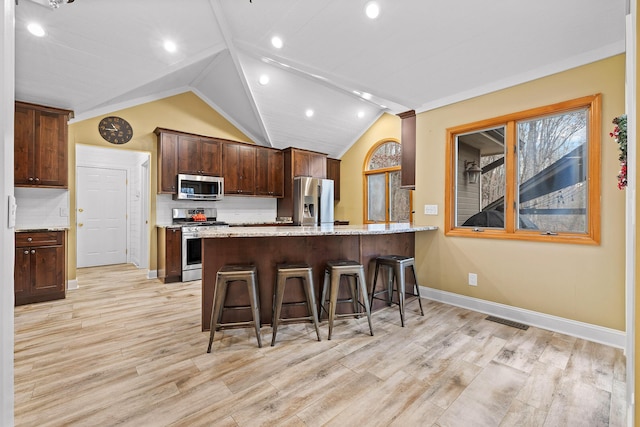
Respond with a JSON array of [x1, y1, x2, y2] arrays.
[[14, 264, 627, 426]]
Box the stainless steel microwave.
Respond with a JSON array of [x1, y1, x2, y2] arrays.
[[174, 174, 224, 201]]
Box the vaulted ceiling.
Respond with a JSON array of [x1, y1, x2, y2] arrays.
[[15, 0, 626, 157]]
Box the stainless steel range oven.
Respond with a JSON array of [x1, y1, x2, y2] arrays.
[[172, 208, 228, 282]]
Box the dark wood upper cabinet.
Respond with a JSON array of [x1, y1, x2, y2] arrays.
[[398, 110, 416, 189], [223, 143, 256, 195], [15, 102, 72, 188], [155, 128, 223, 194], [177, 135, 222, 176], [156, 131, 179, 194], [255, 147, 284, 197], [291, 148, 326, 178], [327, 158, 341, 201]]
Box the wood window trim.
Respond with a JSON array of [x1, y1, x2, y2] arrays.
[[444, 94, 602, 245]]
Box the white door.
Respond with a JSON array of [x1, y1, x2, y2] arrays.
[[77, 166, 127, 267]]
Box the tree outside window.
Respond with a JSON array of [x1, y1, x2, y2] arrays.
[[364, 140, 412, 223]]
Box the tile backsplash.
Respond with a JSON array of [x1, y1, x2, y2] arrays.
[[14, 188, 70, 229], [155, 194, 278, 225]]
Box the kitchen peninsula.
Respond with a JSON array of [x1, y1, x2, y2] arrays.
[[197, 223, 437, 330]]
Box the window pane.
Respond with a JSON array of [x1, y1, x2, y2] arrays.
[[368, 141, 401, 170], [455, 126, 506, 228], [389, 171, 411, 222], [517, 109, 588, 233], [367, 174, 386, 222]]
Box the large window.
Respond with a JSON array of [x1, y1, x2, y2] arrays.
[[364, 140, 412, 223], [445, 94, 601, 244]]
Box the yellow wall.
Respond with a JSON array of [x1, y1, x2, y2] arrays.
[[340, 55, 626, 330], [67, 91, 251, 280]]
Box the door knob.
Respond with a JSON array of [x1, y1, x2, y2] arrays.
[[78, 208, 84, 213], [78, 223, 83, 227], [23, 250, 29, 255]]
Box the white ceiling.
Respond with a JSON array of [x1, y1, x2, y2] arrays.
[[15, 0, 627, 157]]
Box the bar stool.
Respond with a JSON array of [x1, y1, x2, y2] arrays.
[[271, 263, 321, 346], [320, 260, 374, 340], [207, 264, 262, 353], [370, 255, 424, 327]]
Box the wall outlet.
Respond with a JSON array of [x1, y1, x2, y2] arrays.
[[424, 204, 438, 215], [468, 273, 478, 286]]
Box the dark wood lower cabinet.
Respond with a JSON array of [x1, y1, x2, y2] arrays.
[[15, 230, 66, 306], [157, 227, 182, 283]]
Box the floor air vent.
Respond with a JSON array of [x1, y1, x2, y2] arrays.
[[485, 316, 529, 330]]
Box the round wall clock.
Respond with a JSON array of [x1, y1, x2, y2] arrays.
[[98, 116, 133, 144]]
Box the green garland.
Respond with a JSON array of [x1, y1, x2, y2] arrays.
[[610, 114, 627, 189]]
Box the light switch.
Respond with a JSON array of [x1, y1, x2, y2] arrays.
[[424, 204, 438, 215]]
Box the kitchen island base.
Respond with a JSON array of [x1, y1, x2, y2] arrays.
[[201, 232, 416, 331]]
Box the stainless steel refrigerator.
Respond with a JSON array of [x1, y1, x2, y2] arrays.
[[293, 177, 334, 225]]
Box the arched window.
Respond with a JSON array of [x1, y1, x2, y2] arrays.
[[364, 140, 413, 223]]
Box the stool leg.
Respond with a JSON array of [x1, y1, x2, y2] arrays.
[[357, 267, 374, 336], [207, 276, 228, 353], [370, 262, 380, 310], [303, 270, 322, 342], [385, 265, 394, 306], [328, 269, 341, 340], [246, 274, 262, 348], [320, 269, 330, 320], [396, 264, 406, 327], [347, 274, 359, 316], [411, 265, 425, 316], [271, 274, 286, 346]]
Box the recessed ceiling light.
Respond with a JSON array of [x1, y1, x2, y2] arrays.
[[357, 111, 365, 119], [365, 1, 380, 19], [163, 40, 177, 53], [305, 109, 314, 118], [27, 23, 45, 37], [259, 75, 270, 85], [271, 36, 283, 49]]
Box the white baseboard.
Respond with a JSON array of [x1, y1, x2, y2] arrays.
[[67, 279, 79, 291], [147, 270, 158, 280], [420, 286, 626, 349]]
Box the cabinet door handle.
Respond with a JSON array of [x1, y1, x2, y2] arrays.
[[34, 177, 40, 182], [28, 177, 34, 182], [27, 237, 32, 242], [23, 250, 29, 255], [31, 249, 35, 254]]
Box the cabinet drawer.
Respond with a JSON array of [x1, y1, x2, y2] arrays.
[[16, 231, 63, 247]]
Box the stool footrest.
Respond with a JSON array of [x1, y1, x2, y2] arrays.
[[215, 321, 259, 330]]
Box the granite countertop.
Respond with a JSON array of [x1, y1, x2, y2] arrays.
[[15, 227, 69, 232], [193, 223, 438, 238]]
